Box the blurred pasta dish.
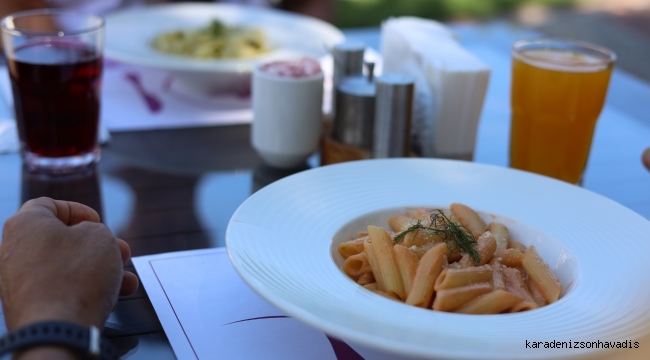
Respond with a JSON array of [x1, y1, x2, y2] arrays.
[[338, 203, 563, 314], [152, 20, 269, 59]]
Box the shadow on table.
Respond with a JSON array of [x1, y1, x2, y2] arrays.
[[252, 161, 311, 193], [21, 164, 104, 218]]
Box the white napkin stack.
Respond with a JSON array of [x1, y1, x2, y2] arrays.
[[381, 17, 490, 159]]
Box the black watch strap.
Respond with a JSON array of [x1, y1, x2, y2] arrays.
[[0, 321, 118, 360]]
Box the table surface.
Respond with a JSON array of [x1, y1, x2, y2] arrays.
[[1, 23, 650, 359]]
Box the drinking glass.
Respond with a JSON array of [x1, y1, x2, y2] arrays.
[[1, 10, 104, 172], [510, 39, 615, 184]]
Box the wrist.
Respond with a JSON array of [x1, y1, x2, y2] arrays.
[[15, 346, 79, 360], [7, 301, 103, 331], [0, 321, 118, 360]]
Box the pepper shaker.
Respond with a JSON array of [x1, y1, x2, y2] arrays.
[[373, 74, 415, 158], [333, 62, 376, 150]]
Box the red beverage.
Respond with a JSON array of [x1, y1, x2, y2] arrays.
[[8, 41, 102, 158]]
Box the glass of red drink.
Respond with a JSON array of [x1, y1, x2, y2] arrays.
[[1, 10, 104, 172]]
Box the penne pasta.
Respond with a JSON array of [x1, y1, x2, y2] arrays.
[[338, 237, 366, 259], [488, 222, 509, 251], [432, 282, 492, 311], [434, 265, 492, 291], [342, 251, 370, 277], [363, 236, 386, 290], [407, 242, 438, 259], [341, 205, 562, 314], [388, 215, 413, 232], [494, 248, 524, 268], [450, 203, 487, 237], [459, 231, 497, 268], [446, 245, 463, 263], [393, 245, 419, 296], [403, 230, 444, 248], [510, 301, 539, 312], [522, 246, 562, 303], [502, 267, 536, 304], [363, 283, 379, 291], [411, 207, 433, 226], [367, 226, 406, 300], [401, 208, 444, 247], [357, 270, 375, 285], [527, 276, 549, 307], [372, 289, 403, 301], [406, 243, 447, 308], [508, 240, 527, 253], [456, 290, 523, 314], [489, 259, 506, 291]]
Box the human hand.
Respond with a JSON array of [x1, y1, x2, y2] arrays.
[[0, 197, 138, 331]]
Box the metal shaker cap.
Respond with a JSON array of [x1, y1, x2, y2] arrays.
[[332, 40, 366, 82], [333, 63, 376, 149], [373, 74, 415, 158]]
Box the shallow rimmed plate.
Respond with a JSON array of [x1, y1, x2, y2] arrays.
[[104, 3, 344, 90], [226, 159, 650, 359]]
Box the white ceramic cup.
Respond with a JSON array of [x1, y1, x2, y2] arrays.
[[251, 61, 324, 168]]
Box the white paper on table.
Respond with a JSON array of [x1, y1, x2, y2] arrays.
[[133, 248, 418, 360], [99, 61, 254, 131]]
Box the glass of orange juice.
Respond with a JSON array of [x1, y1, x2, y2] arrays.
[[510, 39, 616, 184]]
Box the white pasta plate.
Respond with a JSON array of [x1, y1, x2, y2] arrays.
[[226, 159, 650, 359], [104, 3, 344, 91]]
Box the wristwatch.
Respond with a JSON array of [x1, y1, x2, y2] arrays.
[[0, 321, 118, 360]]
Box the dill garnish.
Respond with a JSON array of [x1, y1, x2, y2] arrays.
[[393, 209, 481, 265]]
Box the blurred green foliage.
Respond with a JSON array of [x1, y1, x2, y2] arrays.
[[335, 0, 575, 28]]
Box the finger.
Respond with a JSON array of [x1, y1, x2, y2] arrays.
[[643, 147, 650, 172], [20, 197, 100, 225], [51, 200, 101, 225], [116, 239, 131, 265], [119, 272, 139, 296]]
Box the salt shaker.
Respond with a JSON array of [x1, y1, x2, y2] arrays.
[[332, 40, 366, 87], [332, 62, 376, 150], [373, 74, 414, 158], [331, 41, 366, 119]]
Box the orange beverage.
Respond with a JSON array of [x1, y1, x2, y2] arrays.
[[510, 40, 615, 184]]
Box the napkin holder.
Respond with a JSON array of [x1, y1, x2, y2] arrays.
[[381, 17, 490, 160]]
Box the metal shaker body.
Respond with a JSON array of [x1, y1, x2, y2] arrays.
[[333, 75, 376, 149], [373, 74, 415, 158]]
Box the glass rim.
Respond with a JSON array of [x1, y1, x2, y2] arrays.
[[512, 38, 617, 67], [1, 9, 104, 37]]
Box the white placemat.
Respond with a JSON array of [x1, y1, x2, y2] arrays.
[[132, 248, 412, 360], [98, 60, 254, 131]]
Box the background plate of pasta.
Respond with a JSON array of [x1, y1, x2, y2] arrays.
[[226, 158, 650, 359], [104, 3, 343, 91]]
